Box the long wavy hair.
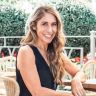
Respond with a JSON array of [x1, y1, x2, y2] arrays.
[[21, 6, 66, 84]]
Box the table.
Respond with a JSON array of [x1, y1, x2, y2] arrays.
[[63, 79, 96, 92]]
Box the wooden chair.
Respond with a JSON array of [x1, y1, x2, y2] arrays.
[[81, 60, 96, 96], [1, 76, 20, 96], [82, 60, 96, 79]]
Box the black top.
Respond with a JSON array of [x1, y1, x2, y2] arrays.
[[16, 45, 57, 96]]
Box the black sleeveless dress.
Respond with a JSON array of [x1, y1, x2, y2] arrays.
[[16, 45, 57, 96]]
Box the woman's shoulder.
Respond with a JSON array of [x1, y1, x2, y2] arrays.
[[18, 45, 34, 55]]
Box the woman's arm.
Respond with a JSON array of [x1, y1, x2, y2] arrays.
[[63, 54, 86, 96], [17, 45, 74, 96], [71, 71, 86, 96]]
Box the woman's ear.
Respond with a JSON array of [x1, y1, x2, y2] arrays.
[[32, 26, 36, 31], [30, 21, 36, 31]]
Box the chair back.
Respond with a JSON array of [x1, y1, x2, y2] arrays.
[[2, 76, 20, 96], [82, 60, 96, 79], [82, 60, 96, 96]]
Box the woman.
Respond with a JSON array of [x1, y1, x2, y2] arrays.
[[16, 6, 86, 96]]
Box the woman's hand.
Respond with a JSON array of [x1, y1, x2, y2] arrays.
[[71, 78, 86, 96]]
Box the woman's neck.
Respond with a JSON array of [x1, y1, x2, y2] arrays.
[[34, 42, 48, 52]]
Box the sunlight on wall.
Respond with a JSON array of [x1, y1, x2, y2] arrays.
[[15, 0, 58, 13], [15, 0, 33, 13], [90, 2, 96, 15]]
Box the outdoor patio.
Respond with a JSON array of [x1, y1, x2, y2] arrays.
[[0, 0, 96, 96]]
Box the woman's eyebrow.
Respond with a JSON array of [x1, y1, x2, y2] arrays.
[[41, 21, 47, 23], [41, 21, 57, 23]]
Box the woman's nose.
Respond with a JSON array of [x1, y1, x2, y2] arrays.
[[48, 26, 53, 33]]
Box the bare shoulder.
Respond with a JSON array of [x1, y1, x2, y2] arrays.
[[17, 45, 35, 63], [17, 45, 35, 69], [19, 45, 33, 53], [18, 45, 34, 56]]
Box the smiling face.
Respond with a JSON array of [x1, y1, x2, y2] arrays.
[[36, 13, 57, 45]]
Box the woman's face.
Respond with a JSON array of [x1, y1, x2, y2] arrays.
[[36, 13, 57, 44]]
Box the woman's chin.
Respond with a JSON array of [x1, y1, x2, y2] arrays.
[[45, 40, 53, 44], [43, 39, 53, 44]]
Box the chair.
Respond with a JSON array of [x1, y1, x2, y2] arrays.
[[82, 60, 96, 96], [0, 77, 6, 96], [82, 60, 96, 79], [1, 76, 20, 96]]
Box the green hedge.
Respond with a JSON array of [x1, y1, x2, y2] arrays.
[[0, 4, 28, 46], [56, 0, 96, 57], [0, 4, 28, 56], [0, 5, 27, 36]]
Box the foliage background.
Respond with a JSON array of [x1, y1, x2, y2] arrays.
[[56, 0, 96, 57], [0, 4, 27, 47], [0, 0, 96, 57]]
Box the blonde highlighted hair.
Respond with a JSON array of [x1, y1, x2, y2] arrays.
[[21, 6, 66, 84]]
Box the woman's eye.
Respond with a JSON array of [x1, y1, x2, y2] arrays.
[[42, 22, 47, 26], [52, 23, 57, 26]]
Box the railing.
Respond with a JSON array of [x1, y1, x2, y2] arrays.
[[64, 47, 84, 64], [90, 31, 96, 60], [0, 30, 96, 63], [0, 46, 19, 56], [0, 36, 22, 46]]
